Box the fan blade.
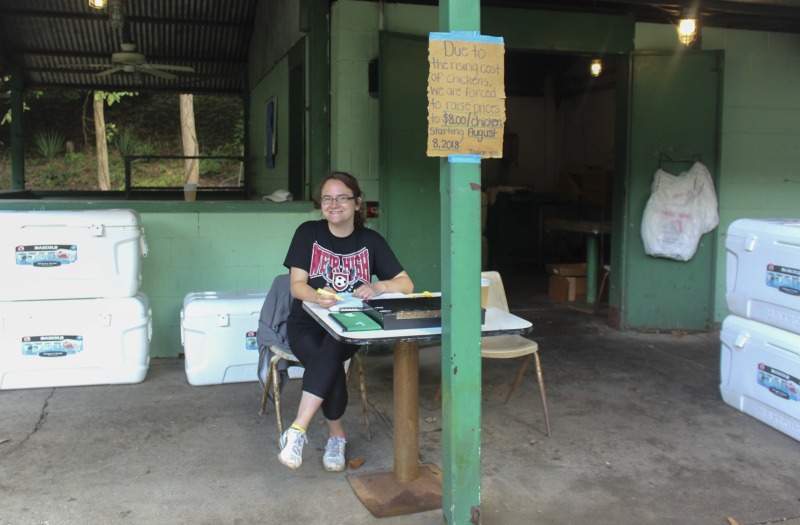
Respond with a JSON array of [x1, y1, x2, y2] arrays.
[[142, 63, 195, 73], [142, 68, 177, 80], [95, 67, 124, 77]]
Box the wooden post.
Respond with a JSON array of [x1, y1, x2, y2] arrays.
[[93, 93, 111, 191], [180, 93, 199, 185], [393, 341, 420, 483], [9, 66, 25, 190]]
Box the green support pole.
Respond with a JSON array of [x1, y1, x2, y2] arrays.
[[440, 156, 482, 524], [9, 65, 25, 190], [439, 3, 482, 523], [306, 0, 330, 194]]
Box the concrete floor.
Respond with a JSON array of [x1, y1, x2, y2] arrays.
[[1, 271, 799, 525]]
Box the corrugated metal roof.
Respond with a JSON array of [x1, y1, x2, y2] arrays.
[[0, 0, 259, 94], [1, 1, 799, 95]]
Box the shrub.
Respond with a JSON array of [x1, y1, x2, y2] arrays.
[[33, 131, 65, 160], [114, 127, 139, 158]]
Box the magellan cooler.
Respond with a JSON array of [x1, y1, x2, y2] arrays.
[[726, 218, 800, 335], [180, 290, 267, 386], [0, 209, 148, 301], [0, 293, 152, 389], [720, 315, 800, 441]]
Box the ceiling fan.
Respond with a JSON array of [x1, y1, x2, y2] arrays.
[[91, 43, 194, 80]]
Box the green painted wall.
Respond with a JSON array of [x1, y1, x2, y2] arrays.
[[635, 23, 800, 325], [249, 57, 292, 198], [330, 2, 382, 231], [140, 209, 316, 356]]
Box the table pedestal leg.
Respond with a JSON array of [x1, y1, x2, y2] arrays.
[[585, 233, 599, 304], [346, 341, 443, 518]]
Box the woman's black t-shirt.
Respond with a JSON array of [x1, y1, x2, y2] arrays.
[[283, 219, 405, 325]]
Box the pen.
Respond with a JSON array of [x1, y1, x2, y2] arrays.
[[316, 288, 344, 301]]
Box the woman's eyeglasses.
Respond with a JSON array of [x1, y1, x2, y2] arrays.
[[321, 195, 355, 206]]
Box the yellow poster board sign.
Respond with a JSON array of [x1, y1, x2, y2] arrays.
[[427, 32, 506, 158]]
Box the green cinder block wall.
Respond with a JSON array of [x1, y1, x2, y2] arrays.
[[140, 209, 317, 357]]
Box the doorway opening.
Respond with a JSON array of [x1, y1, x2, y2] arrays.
[[482, 50, 617, 305]]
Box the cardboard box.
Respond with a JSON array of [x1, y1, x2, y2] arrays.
[[545, 263, 587, 277], [548, 275, 587, 302]]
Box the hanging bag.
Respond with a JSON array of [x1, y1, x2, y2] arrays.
[[641, 161, 719, 261]]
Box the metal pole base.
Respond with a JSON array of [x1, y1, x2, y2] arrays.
[[346, 463, 442, 518]]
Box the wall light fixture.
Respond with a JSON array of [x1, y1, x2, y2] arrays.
[[590, 59, 602, 78]]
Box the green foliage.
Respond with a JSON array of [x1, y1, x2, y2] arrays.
[[33, 131, 65, 160], [1, 88, 245, 191], [95, 91, 138, 107], [114, 127, 139, 157], [138, 141, 157, 157], [105, 123, 118, 144], [1, 76, 44, 127]]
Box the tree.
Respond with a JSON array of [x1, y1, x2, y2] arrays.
[[85, 91, 137, 190], [180, 93, 199, 186]]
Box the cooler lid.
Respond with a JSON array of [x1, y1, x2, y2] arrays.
[[0, 209, 142, 229]]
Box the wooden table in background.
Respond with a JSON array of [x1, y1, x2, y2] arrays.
[[545, 219, 612, 304]]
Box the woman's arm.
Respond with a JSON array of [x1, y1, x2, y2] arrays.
[[288, 267, 339, 309], [353, 271, 413, 300]]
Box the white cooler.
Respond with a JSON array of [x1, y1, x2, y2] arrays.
[[726, 218, 800, 334], [181, 290, 268, 386], [0, 209, 148, 301], [720, 315, 800, 441], [0, 293, 152, 390]]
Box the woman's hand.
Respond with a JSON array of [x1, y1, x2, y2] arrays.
[[316, 287, 340, 309], [353, 282, 382, 300]]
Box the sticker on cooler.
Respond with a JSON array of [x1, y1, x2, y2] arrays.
[[246, 331, 258, 351], [16, 244, 78, 266], [766, 264, 800, 296], [22, 335, 84, 357], [758, 363, 800, 402]]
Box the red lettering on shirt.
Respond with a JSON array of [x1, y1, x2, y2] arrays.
[[309, 242, 371, 292]]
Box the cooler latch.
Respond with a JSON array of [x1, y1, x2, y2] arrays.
[[90, 224, 105, 237], [734, 332, 749, 348], [744, 234, 757, 252], [98, 313, 111, 326], [140, 229, 149, 258], [217, 314, 230, 327]]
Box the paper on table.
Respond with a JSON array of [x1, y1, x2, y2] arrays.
[[328, 293, 365, 312]]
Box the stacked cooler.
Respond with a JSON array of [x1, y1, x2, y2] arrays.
[[0, 210, 151, 389], [722, 219, 800, 441], [180, 290, 267, 386]]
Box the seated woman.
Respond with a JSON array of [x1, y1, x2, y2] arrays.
[[279, 171, 413, 471]]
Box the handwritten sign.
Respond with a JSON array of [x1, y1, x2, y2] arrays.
[[427, 32, 506, 158]]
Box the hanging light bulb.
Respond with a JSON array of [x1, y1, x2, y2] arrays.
[[590, 59, 602, 78], [108, 0, 124, 29], [88, 0, 106, 9], [677, 8, 698, 46]]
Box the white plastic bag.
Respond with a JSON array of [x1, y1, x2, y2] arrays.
[[641, 161, 719, 261]]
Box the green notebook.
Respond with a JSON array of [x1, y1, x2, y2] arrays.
[[329, 311, 382, 332]]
